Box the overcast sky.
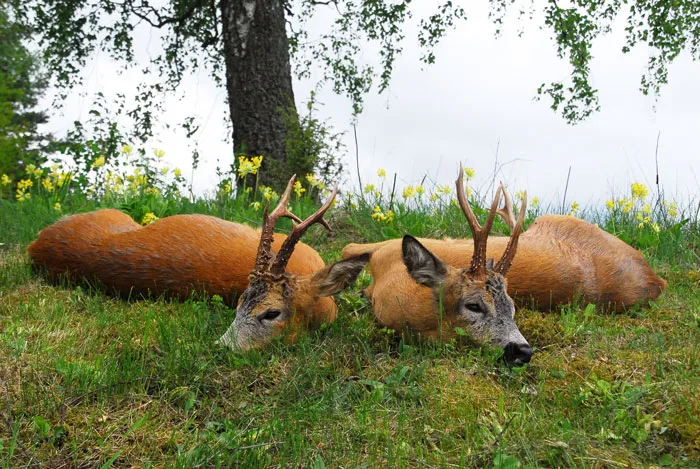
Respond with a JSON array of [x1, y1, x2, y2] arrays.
[[43, 2, 699, 210]]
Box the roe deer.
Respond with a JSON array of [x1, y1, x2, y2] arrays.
[[348, 166, 533, 364], [28, 176, 369, 349], [343, 172, 667, 313]]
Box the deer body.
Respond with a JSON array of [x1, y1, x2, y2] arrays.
[[28, 209, 336, 324], [343, 214, 667, 315]]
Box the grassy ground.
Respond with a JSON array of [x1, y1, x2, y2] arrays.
[[1, 192, 699, 468]]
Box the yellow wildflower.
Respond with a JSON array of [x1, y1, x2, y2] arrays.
[[121, 145, 133, 155], [363, 183, 376, 194], [306, 173, 320, 187], [144, 187, 160, 196], [92, 156, 106, 168], [293, 180, 305, 197], [173, 167, 182, 178], [568, 201, 580, 216], [370, 206, 395, 224], [153, 148, 166, 159], [222, 181, 232, 195], [650, 222, 661, 233], [668, 202, 678, 218], [141, 212, 159, 225], [437, 185, 452, 195], [251, 201, 261, 211], [41, 178, 54, 192], [250, 155, 263, 172], [17, 179, 33, 190], [25, 164, 36, 176], [54, 202, 61, 211], [1, 174, 11, 186], [237, 156, 260, 178], [605, 199, 614, 211], [430, 193, 439, 202], [377, 168, 387, 178], [160, 167, 170, 175], [464, 167, 476, 180], [635, 213, 644, 222], [641, 204, 651, 214], [56, 172, 70, 187], [402, 185, 416, 199], [531, 197, 540, 207], [260, 186, 278, 201], [631, 182, 648, 200], [415, 185, 425, 196], [515, 191, 526, 201]]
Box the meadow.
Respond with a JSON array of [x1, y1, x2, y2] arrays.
[[0, 154, 699, 468]]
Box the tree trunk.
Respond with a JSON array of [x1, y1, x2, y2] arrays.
[[220, 0, 296, 193]]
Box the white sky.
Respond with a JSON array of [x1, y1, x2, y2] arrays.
[[42, 2, 700, 209]]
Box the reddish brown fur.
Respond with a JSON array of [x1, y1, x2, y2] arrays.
[[27, 209, 336, 325], [342, 214, 667, 315]]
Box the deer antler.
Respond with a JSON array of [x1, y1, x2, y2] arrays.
[[269, 185, 338, 275], [495, 182, 516, 231], [494, 189, 527, 276], [252, 175, 304, 275], [456, 163, 502, 280]]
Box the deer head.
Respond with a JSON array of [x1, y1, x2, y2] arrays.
[[401, 166, 532, 364], [219, 176, 369, 350]]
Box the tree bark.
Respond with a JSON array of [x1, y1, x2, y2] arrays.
[[220, 0, 296, 193]]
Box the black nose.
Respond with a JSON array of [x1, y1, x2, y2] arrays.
[[503, 342, 533, 364]]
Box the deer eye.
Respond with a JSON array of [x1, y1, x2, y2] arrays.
[[259, 310, 282, 322], [465, 303, 484, 313]]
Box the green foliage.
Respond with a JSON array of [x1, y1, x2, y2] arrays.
[[283, 92, 345, 190], [0, 4, 51, 183]]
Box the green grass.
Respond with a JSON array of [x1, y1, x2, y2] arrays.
[[1, 191, 699, 468]]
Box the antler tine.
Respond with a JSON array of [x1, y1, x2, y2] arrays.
[[495, 181, 516, 232], [494, 190, 527, 276], [252, 175, 303, 274], [270, 184, 339, 274], [456, 163, 502, 278]]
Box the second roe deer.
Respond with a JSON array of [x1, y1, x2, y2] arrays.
[[28, 176, 369, 350], [343, 170, 667, 313]]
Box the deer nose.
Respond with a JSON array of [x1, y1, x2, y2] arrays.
[[503, 342, 533, 364]]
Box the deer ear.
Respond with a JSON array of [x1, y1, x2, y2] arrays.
[[402, 235, 447, 289], [311, 253, 370, 297]]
